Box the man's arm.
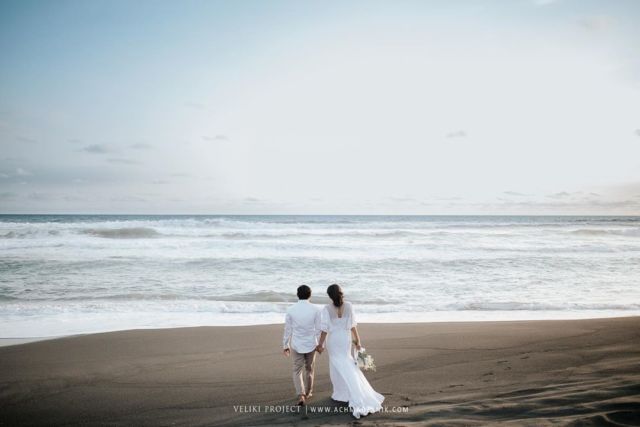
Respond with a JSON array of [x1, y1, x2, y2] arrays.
[[315, 307, 326, 353], [314, 308, 322, 342], [283, 312, 292, 356]]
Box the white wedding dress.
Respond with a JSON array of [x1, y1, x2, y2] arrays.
[[320, 301, 384, 418]]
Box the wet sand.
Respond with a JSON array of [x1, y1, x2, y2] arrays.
[[1, 317, 639, 426]]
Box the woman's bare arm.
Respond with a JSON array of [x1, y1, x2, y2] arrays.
[[351, 326, 362, 350], [317, 331, 327, 353]]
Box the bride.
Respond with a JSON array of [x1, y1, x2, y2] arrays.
[[316, 284, 384, 418]]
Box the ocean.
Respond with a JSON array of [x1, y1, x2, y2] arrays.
[[1, 215, 639, 338]]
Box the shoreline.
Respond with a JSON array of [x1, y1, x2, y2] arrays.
[[3, 311, 640, 347], [1, 317, 639, 425]]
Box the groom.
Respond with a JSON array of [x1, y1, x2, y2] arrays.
[[282, 285, 322, 406]]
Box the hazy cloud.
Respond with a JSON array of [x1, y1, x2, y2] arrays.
[[202, 134, 229, 142], [82, 144, 110, 154], [446, 130, 467, 139], [578, 15, 614, 32], [28, 192, 53, 201], [67, 138, 82, 144], [0, 191, 17, 200], [16, 167, 31, 176], [130, 143, 152, 150], [547, 191, 572, 199], [107, 158, 140, 165], [184, 102, 206, 110], [503, 191, 529, 197], [533, 0, 560, 6], [17, 136, 37, 144], [0, 167, 32, 179], [110, 195, 147, 202], [635, 129, 640, 137], [389, 196, 415, 203], [63, 194, 90, 202]]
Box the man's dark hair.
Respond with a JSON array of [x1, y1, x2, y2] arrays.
[[297, 285, 312, 300]]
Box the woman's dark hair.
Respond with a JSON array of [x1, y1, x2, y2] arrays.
[[327, 284, 344, 307]]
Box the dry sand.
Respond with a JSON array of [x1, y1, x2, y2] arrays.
[[1, 317, 639, 426]]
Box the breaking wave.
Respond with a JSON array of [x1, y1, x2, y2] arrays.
[[80, 227, 161, 239]]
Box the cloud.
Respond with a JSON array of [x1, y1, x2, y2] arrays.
[[202, 134, 229, 142], [28, 192, 54, 201], [152, 180, 169, 185], [110, 195, 147, 202], [635, 129, 640, 137], [17, 136, 37, 144], [67, 138, 82, 144], [0, 191, 17, 200], [503, 191, 530, 197], [578, 15, 614, 32], [63, 194, 90, 202], [243, 197, 264, 203], [389, 196, 415, 203], [130, 143, 152, 150], [546, 191, 572, 199], [107, 158, 140, 165], [185, 102, 206, 110], [533, 0, 560, 5], [445, 130, 467, 139], [15, 167, 31, 176], [82, 144, 110, 154], [0, 167, 32, 179]]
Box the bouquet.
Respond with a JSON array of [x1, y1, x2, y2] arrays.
[[353, 345, 377, 372]]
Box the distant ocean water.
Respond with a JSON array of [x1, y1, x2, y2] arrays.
[[1, 215, 639, 338]]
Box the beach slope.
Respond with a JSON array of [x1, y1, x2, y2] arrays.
[[1, 317, 639, 426]]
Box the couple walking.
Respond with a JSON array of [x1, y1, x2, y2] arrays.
[[282, 284, 384, 419]]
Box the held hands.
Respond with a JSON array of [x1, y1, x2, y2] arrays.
[[315, 344, 324, 354], [355, 343, 362, 351], [283, 348, 291, 357]]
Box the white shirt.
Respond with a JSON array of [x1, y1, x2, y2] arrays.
[[283, 300, 322, 353]]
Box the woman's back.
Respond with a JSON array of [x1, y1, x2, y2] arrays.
[[323, 301, 355, 332]]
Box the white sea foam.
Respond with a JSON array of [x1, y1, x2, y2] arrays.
[[1, 215, 639, 337]]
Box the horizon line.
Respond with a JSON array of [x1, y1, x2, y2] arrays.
[[1, 213, 639, 217]]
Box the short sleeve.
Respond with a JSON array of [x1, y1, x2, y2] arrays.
[[348, 302, 357, 328], [320, 306, 329, 332]]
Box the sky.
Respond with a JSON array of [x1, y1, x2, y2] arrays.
[[1, 0, 639, 214]]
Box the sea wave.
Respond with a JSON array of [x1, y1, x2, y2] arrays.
[[0, 229, 60, 239], [80, 227, 161, 239], [455, 301, 640, 311], [570, 228, 640, 237], [0, 290, 399, 305]]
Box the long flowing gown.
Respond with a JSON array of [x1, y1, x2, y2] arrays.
[[321, 301, 384, 418]]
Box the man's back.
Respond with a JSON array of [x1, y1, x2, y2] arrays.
[[284, 300, 321, 353]]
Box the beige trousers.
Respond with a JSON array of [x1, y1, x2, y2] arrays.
[[292, 349, 316, 396]]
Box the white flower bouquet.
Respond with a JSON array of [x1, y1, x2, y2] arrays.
[[353, 346, 377, 372]]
